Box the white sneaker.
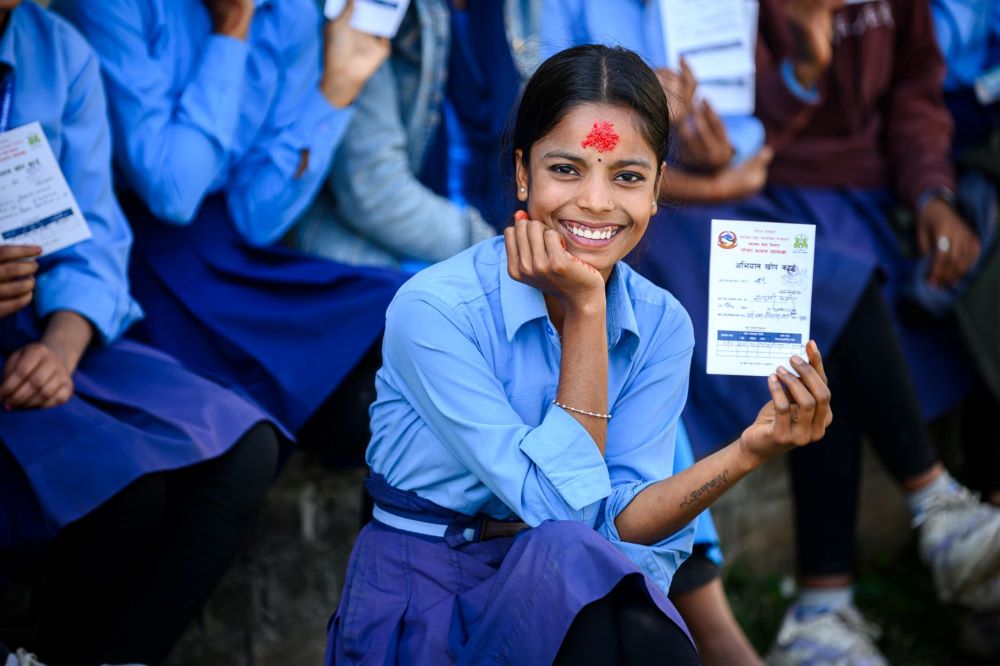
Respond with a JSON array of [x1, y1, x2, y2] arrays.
[[766, 604, 887, 666], [917, 486, 1000, 610]]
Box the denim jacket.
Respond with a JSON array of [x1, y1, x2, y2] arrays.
[[294, 0, 540, 269]]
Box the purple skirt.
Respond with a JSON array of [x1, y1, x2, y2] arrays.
[[123, 195, 405, 433], [632, 185, 977, 458], [0, 310, 276, 561], [328, 477, 691, 665]]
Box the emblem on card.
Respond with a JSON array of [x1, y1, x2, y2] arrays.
[[794, 234, 809, 250], [717, 230, 737, 249], [27, 133, 41, 148]]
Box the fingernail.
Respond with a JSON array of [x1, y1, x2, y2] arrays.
[[769, 374, 778, 383], [514, 210, 528, 221], [791, 355, 804, 365]]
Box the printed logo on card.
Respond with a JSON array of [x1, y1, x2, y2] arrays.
[[717, 230, 738, 249], [27, 133, 41, 148], [794, 234, 809, 250]]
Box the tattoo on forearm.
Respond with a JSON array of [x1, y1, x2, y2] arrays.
[[679, 470, 730, 509]]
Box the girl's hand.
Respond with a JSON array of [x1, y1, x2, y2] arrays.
[[0, 342, 74, 410], [786, 0, 845, 89], [505, 212, 606, 311], [204, 0, 255, 40], [320, 0, 391, 108], [737, 340, 832, 464], [0, 245, 40, 318]]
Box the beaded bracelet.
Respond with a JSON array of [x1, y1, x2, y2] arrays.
[[553, 400, 612, 420]]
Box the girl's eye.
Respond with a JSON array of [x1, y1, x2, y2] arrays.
[[550, 164, 579, 176], [615, 172, 646, 184]]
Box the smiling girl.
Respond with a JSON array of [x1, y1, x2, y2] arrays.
[[328, 45, 833, 665]]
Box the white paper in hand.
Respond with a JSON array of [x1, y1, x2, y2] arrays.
[[0, 122, 91, 256], [324, 0, 411, 39], [706, 219, 815, 377]]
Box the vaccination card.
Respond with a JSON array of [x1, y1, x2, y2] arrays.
[[706, 219, 815, 377], [0, 122, 91, 256], [324, 0, 411, 38]]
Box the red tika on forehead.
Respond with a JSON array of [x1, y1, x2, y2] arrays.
[[581, 120, 619, 153]]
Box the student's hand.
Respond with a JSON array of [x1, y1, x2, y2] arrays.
[[656, 58, 697, 122], [320, 0, 391, 108], [0, 245, 40, 318], [917, 199, 981, 287], [711, 146, 774, 200], [204, 0, 255, 41], [785, 0, 845, 89], [505, 212, 605, 311], [737, 341, 832, 465], [678, 100, 735, 173], [0, 342, 74, 410]]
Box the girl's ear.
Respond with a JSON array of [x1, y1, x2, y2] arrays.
[[514, 149, 529, 202]]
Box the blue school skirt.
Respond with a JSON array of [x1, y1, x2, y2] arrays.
[[122, 195, 405, 433], [0, 309, 275, 575], [328, 475, 692, 665], [633, 185, 977, 458]]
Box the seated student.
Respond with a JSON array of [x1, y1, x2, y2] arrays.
[[328, 44, 834, 665], [612, 1, 1000, 663], [0, 2, 281, 664], [541, 4, 776, 664], [53, 0, 406, 458], [292, 0, 533, 269]]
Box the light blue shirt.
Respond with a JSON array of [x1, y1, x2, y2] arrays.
[[541, 0, 766, 165], [368, 237, 697, 593], [931, 0, 1000, 90], [53, 0, 353, 247], [4, 2, 141, 342]]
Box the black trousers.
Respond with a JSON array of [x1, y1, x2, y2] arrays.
[[555, 579, 699, 665], [34, 422, 279, 666], [788, 279, 939, 577]]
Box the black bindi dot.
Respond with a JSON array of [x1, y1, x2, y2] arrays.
[[598, 158, 602, 162]]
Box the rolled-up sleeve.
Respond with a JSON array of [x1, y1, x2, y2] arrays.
[[381, 289, 611, 526]]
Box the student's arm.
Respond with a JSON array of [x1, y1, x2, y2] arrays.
[[660, 149, 773, 203], [34, 37, 142, 344], [0, 311, 90, 411], [615, 342, 831, 545], [224, 2, 385, 246], [754, 0, 835, 151], [323, 64, 494, 262], [54, 0, 251, 224]]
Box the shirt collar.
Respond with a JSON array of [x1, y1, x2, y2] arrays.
[[499, 259, 641, 351]]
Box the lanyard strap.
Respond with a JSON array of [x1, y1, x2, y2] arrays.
[[0, 68, 14, 134]]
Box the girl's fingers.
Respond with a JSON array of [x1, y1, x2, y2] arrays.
[[0, 277, 34, 300], [543, 227, 567, 264], [0, 245, 41, 262], [768, 373, 792, 432], [514, 216, 532, 275], [776, 366, 816, 424], [504, 227, 522, 281], [5, 361, 55, 409], [526, 218, 548, 270], [0, 259, 38, 281], [805, 340, 828, 385], [0, 348, 43, 400], [43, 383, 74, 410]]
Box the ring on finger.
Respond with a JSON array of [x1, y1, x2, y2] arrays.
[[936, 235, 951, 253]]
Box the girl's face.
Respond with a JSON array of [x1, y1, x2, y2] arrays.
[[515, 102, 663, 280]]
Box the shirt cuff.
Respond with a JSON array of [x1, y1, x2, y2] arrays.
[[781, 59, 821, 104], [177, 34, 250, 153], [519, 403, 612, 511], [599, 480, 696, 595], [35, 269, 143, 344], [272, 89, 354, 180]]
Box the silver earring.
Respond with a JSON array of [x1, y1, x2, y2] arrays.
[[519, 187, 526, 192]]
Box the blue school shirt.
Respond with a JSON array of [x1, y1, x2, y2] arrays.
[[3, 2, 141, 342], [931, 0, 1000, 90], [53, 0, 353, 247], [367, 237, 697, 594], [541, 0, 765, 165]]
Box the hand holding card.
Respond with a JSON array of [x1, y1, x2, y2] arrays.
[[323, 0, 411, 39]]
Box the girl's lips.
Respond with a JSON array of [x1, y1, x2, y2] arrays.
[[559, 220, 624, 248]]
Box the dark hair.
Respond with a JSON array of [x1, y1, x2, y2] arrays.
[[511, 45, 671, 171]]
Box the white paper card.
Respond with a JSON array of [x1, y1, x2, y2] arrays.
[[706, 219, 815, 377], [0, 122, 91, 256], [660, 0, 758, 114], [323, 0, 411, 39]]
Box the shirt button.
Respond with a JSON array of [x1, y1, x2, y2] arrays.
[[546, 324, 554, 335]]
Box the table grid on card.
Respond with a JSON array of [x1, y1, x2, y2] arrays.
[[715, 330, 804, 360]]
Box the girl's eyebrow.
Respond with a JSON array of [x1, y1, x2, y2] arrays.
[[542, 150, 652, 170]]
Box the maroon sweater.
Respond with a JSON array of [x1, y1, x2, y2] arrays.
[[756, 0, 955, 210]]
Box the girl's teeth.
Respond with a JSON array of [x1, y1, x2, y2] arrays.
[[568, 224, 617, 240]]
